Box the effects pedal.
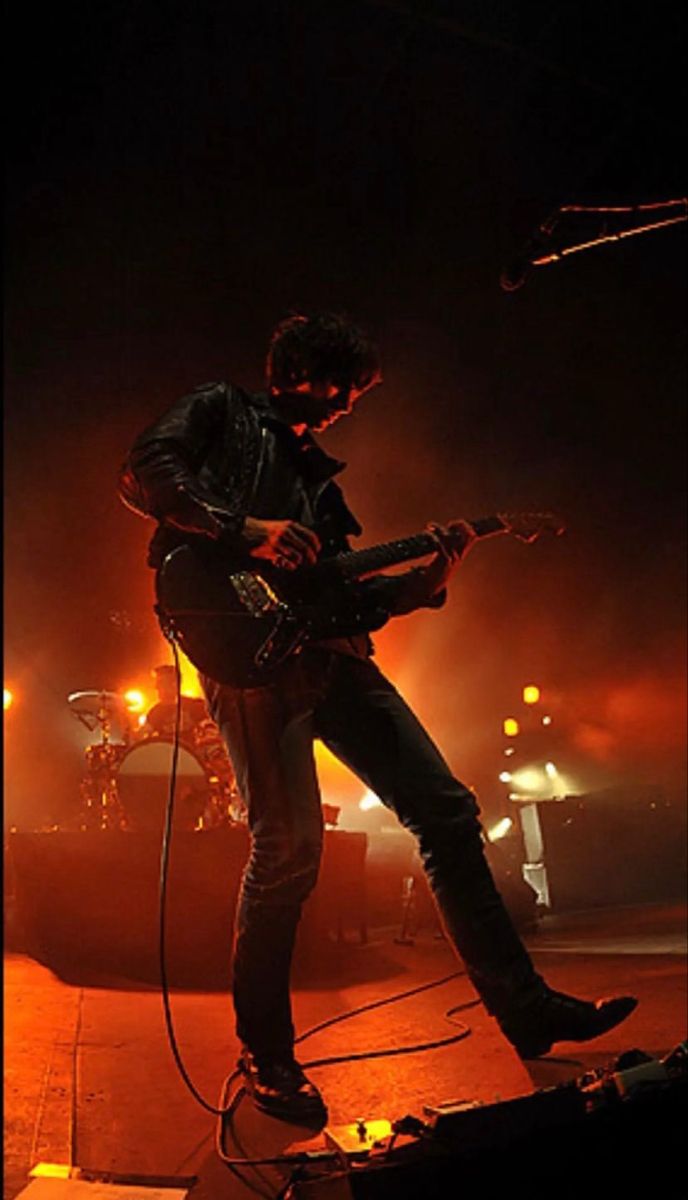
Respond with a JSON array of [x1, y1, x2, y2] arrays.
[[324, 1118, 393, 1160]]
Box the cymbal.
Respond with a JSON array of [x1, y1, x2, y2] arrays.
[[67, 690, 128, 718]]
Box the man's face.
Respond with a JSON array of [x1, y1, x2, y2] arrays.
[[271, 378, 379, 432]]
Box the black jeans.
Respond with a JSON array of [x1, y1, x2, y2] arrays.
[[202, 650, 544, 1062]]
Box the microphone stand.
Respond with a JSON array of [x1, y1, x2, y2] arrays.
[[503, 197, 687, 285]]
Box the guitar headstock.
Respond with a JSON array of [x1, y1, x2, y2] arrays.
[[497, 511, 566, 543]]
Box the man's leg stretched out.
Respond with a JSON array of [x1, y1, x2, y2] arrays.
[[314, 653, 637, 1059]]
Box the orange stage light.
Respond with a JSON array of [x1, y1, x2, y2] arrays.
[[314, 740, 352, 782], [4, 688, 14, 710], [359, 790, 382, 811], [313, 740, 362, 803], [124, 689, 147, 713], [503, 717, 520, 737], [172, 647, 205, 697], [522, 684, 540, 705]]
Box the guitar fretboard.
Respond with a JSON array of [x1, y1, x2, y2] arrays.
[[332, 515, 506, 580]]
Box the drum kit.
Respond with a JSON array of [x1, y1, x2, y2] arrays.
[[67, 690, 244, 832]]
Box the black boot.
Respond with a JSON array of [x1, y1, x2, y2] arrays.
[[499, 988, 638, 1059], [238, 1049, 328, 1125]]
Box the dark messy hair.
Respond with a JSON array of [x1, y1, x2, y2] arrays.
[[266, 311, 381, 391]]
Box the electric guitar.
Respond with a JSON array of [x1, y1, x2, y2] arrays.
[[156, 511, 565, 686]]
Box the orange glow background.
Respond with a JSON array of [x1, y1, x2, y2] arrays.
[[4, 350, 687, 831], [4, 139, 686, 839]]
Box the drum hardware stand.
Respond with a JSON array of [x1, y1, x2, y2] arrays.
[[68, 691, 128, 831], [395, 872, 445, 945], [394, 875, 418, 945]]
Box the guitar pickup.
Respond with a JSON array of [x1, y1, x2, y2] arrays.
[[230, 571, 288, 617]]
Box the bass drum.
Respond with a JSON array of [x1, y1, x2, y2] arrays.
[[116, 737, 216, 833]]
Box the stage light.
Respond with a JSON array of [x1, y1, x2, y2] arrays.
[[523, 684, 540, 705], [504, 747, 516, 756], [124, 689, 146, 713], [359, 790, 382, 811], [511, 767, 544, 792], [487, 817, 514, 842], [176, 647, 204, 697], [542, 715, 552, 726], [4, 688, 13, 710], [509, 762, 571, 799], [499, 771, 513, 783], [503, 717, 520, 737]]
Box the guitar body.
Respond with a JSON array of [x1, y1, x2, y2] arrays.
[[155, 511, 564, 686], [155, 545, 389, 687]]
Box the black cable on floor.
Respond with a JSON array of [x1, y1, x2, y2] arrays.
[[216, 979, 479, 1176], [294, 968, 467, 1045], [68, 988, 85, 1171]]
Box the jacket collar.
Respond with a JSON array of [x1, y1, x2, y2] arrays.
[[251, 391, 346, 484]]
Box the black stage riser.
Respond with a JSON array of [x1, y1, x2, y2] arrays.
[[6, 830, 368, 988], [536, 788, 687, 911]]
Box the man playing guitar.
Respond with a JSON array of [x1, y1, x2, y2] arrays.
[[119, 310, 636, 1122]]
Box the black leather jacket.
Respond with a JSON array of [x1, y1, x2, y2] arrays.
[[119, 382, 302, 566], [119, 381, 445, 618]]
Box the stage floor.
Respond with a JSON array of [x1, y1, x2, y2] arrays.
[[4, 901, 687, 1200]]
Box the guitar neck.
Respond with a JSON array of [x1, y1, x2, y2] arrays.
[[332, 515, 506, 580]]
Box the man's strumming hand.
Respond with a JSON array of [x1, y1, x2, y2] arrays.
[[242, 517, 321, 568]]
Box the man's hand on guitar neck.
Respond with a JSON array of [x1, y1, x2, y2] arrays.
[[390, 520, 477, 615], [242, 516, 321, 569], [421, 518, 477, 594], [430, 519, 478, 560]]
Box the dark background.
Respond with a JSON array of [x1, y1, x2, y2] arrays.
[[5, 0, 686, 829]]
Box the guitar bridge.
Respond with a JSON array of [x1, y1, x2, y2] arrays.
[[230, 571, 288, 617]]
